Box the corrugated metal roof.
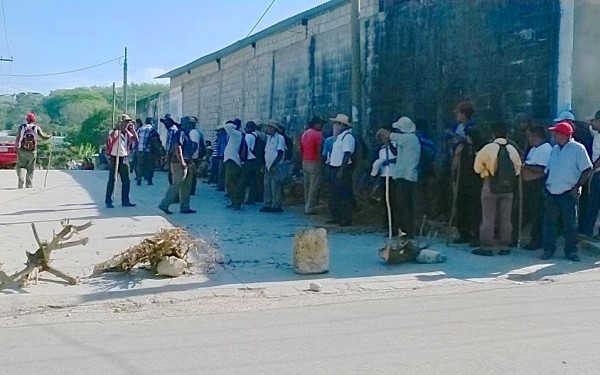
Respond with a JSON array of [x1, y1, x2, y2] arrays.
[[157, 0, 348, 79]]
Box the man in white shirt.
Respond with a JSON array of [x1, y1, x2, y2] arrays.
[[105, 114, 139, 208], [582, 110, 600, 238], [260, 120, 286, 213], [14, 112, 52, 189], [521, 126, 552, 249], [378, 117, 421, 237], [328, 114, 355, 226], [224, 119, 244, 210], [242, 121, 260, 205]]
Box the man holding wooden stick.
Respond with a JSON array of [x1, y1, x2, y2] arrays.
[[104, 114, 138, 208]]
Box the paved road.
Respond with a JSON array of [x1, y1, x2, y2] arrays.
[[2, 277, 600, 374]]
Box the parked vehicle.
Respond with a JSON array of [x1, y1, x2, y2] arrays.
[[0, 135, 16, 169]]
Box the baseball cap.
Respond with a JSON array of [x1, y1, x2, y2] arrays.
[[548, 121, 574, 136], [553, 111, 575, 122]]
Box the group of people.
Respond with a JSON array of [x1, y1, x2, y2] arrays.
[[101, 102, 600, 262], [422, 102, 598, 262]]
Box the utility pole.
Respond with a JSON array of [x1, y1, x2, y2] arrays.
[[134, 93, 137, 119], [111, 82, 116, 128], [123, 47, 128, 115], [350, 0, 362, 142]]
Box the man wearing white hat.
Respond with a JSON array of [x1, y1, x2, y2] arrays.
[[105, 114, 139, 208], [260, 120, 287, 213], [378, 117, 421, 237], [327, 114, 356, 226]]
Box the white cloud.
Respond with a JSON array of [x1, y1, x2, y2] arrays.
[[131, 67, 169, 84]]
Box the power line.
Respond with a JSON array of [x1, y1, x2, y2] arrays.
[[0, 56, 123, 77], [0, 0, 11, 58], [246, 0, 277, 38]]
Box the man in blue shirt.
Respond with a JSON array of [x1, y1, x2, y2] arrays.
[[543, 122, 592, 261]]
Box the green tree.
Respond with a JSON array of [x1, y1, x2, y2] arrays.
[[76, 108, 113, 147]]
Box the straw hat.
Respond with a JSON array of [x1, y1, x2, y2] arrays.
[[329, 114, 352, 127]]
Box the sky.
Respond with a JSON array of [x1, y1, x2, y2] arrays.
[[0, 0, 328, 95]]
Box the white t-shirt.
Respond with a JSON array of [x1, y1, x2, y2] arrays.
[[329, 130, 355, 167], [265, 133, 286, 169], [224, 123, 242, 166], [245, 132, 257, 160], [109, 131, 129, 157], [525, 142, 552, 167], [189, 129, 202, 159], [590, 125, 600, 164]]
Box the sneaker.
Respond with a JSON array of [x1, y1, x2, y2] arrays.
[[472, 248, 494, 256], [180, 209, 197, 214], [159, 206, 173, 215], [106, 203, 114, 208], [122, 202, 136, 207], [566, 253, 581, 262]]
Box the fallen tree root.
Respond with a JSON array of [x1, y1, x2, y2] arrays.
[[0, 220, 92, 290]]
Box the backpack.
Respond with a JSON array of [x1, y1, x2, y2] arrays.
[[490, 143, 517, 194], [416, 132, 436, 180], [190, 129, 207, 160], [248, 133, 266, 162], [20, 124, 37, 151], [148, 129, 162, 155], [180, 130, 199, 160], [238, 133, 249, 161]]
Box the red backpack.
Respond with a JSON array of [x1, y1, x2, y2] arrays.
[[20, 124, 37, 151]]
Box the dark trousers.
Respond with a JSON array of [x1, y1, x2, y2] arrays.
[[209, 156, 220, 184], [225, 160, 243, 208], [190, 159, 200, 195], [218, 159, 226, 190], [456, 179, 482, 241], [523, 178, 545, 246], [582, 173, 600, 236], [392, 178, 416, 237], [329, 166, 354, 225], [136, 151, 155, 184], [105, 156, 131, 205], [242, 158, 260, 204], [543, 191, 579, 257]]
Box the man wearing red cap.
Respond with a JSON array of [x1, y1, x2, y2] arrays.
[[14, 112, 52, 189], [543, 122, 593, 261]]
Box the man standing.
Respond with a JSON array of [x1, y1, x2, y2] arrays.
[[521, 126, 552, 249], [14, 112, 52, 189], [242, 121, 262, 205], [543, 122, 592, 261], [581, 110, 600, 238], [473, 122, 522, 256], [260, 120, 286, 213], [135, 117, 156, 186], [300, 116, 325, 215], [378, 117, 421, 237], [328, 114, 355, 226], [224, 119, 244, 210], [158, 116, 198, 215], [105, 114, 139, 208], [187, 117, 205, 196]]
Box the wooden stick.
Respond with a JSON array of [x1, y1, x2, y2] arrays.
[[44, 137, 55, 188], [31, 223, 43, 246], [112, 129, 121, 201]]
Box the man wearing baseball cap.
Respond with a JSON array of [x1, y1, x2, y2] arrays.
[[581, 110, 600, 238], [543, 122, 592, 261]]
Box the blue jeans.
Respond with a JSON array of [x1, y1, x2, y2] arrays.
[[543, 191, 578, 257], [581, 173, 600, 236]]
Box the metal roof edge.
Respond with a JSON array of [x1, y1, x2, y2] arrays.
[[156, 0, 349, 79]]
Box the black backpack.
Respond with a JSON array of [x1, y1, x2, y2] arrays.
[[180, 130, 199, 160], [148, 129, 162, 155], [238, 132, 249, 161], [248, 133, 266, 162], [20, 124, 37, 151], [490, 143, 517, 194]]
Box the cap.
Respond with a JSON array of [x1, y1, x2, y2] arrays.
[[553, 111, 575, 122], [26, 112, 36, 123], [548, 122, 574, 136], [119, 114, 132, 122]]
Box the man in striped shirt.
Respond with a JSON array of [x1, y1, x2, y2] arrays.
[[136, 117, 155, 186]]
